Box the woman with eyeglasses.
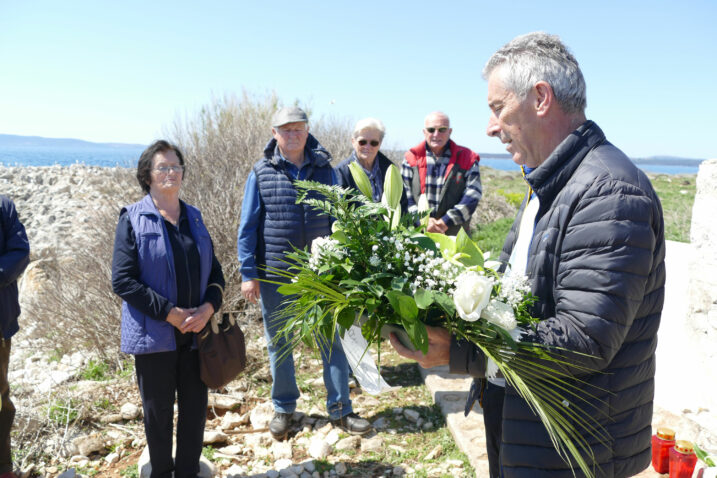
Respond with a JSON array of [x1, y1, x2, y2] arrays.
[[335, 118, 407, 211], [111, 140, 225, 478]]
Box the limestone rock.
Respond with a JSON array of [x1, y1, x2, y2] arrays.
[[308, 437, 331, 459], [207, 393, 244, 411], [72, 434, 105, 456], [104, 452, 120, 464], [100, 413, 123, 424], [220, 411, 244, 430], [274, 458, 293, 473], [249, 400, 274, 429], [120, 402, 140, 420], [361, 436, 384, 453], [203, 429, 228, 444], [424, 444, 443, 460], [335, 435, 360, 451], [403, 408, 420, 422], [270, 440, 293, 459]]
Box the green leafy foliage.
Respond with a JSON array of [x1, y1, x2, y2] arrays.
[[202, 445, 216, 460], [80, 359, 110, 381]]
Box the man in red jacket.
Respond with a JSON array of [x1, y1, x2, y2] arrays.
[[401, 112, 482, 235]]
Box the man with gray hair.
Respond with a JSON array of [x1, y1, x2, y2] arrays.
[[237, 107, 371, 440], [335, 117, 407, 211], [390, 32, 665, 477], [402, 111, 481, 235]]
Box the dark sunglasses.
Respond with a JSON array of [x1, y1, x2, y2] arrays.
[[358, 139, 380, 147], [426, 127, 449, 133]]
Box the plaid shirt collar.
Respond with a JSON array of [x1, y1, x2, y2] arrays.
[[425, 142, 452, 163]]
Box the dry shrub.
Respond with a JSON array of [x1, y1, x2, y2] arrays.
[[25, 92, 355, 364], [23, 168, 138, 362]]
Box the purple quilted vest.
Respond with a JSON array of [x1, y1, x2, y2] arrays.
[[120, 194, 212, 354]]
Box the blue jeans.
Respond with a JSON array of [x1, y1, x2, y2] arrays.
[[259, 281, 352, 420]]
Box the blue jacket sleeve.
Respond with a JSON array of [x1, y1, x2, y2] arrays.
[[237, 171, 261, 281], [0, 197, 30, 288], [111, 212, 174, 320]]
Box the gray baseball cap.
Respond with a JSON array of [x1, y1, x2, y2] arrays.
[[271, 106, 308, 128]]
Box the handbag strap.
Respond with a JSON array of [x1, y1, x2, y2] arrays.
[[206, 312, 237, 335]]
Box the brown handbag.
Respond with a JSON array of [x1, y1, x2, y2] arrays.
[[197, 312, 247, 389]]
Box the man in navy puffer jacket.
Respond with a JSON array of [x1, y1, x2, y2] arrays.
[[237, 107, 371, 441], [391, 32, 665, 478], [0, 195, 30, 478]]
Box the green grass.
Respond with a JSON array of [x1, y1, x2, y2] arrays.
[[472, 217, 514, 256], [649, 174, 696, 242], [93, 397, 114, 412], [496, 188, 524, 208], [80, 359, 111, 381], [48, 399, 79, 425], [120, 464, 139, 478], [479, 166, 696, 243], [117, 358, 136, 379]]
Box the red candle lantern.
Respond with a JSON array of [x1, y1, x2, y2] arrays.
[[652, 427, 676, 473], [669, 440, 698, 478]]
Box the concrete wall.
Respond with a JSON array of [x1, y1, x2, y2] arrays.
[[688, 159, 717, 381]]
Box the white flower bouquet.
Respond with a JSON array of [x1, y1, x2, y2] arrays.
[[264, 163, 606, 478]]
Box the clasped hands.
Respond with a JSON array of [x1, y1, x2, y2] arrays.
[[166, 302, 215, 334], [426, 217, 448, 233]]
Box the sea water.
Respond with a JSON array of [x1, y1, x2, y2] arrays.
[[0, 145, 144, 168], [0, 145, 700, 175]]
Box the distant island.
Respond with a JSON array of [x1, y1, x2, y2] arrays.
[[0, 133, 146, 150]]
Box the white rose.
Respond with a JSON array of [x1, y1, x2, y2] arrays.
[[481, 300, 518, 331], [453, 271, 493, 322]]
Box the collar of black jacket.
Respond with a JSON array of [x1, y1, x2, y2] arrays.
[[525, 120, 606, 204]]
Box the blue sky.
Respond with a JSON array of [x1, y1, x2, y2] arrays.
[[1, 0, 715, 159]]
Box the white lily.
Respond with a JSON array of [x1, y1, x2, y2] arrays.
[[348, 161, 373, 199]]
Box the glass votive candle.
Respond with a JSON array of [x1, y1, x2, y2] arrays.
[[669, 440, 697, 478], [652, 427, 676, 473]]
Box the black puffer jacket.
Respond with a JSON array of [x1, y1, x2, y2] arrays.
[[0, 195, 30, 339], [453, 121, 665, 478]]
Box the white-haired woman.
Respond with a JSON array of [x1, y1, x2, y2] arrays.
[[335, 118, 407, 211]]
